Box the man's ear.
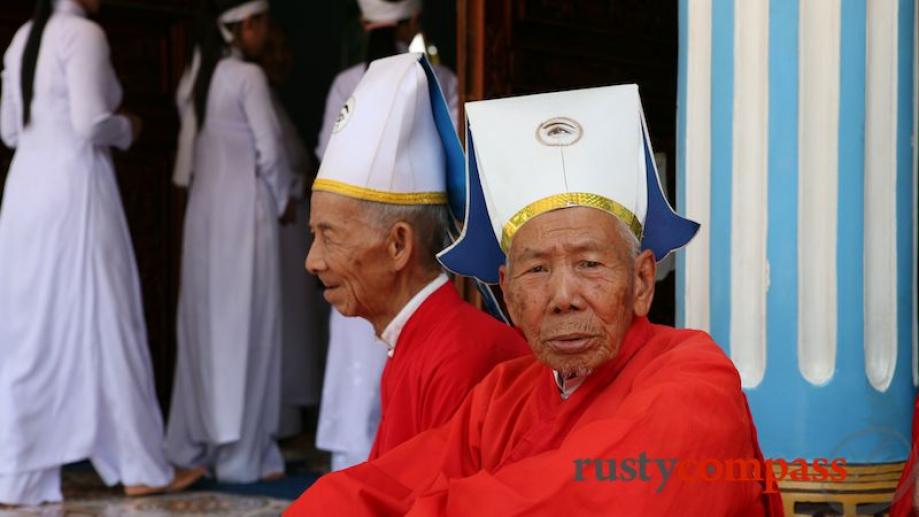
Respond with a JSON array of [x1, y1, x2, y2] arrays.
[[632, 250, 656, 317], [388, 222, 414, 272]]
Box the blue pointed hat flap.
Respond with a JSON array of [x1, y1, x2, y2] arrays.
[[437, 127, 506, 284], [419, 57, 509, 321], [418, 55, 465, 222], [639, 117, 699, 259]]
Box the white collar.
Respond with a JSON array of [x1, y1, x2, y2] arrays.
[[56, 0, 86, 17], [381, 273, 449, 358], [553, 370, 590, 400]]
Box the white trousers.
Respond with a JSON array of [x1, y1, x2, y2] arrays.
[[0, 467, 61, 506]]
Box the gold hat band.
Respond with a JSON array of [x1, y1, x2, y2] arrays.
[[312, 178, 447, 205], [501, 192, 643, 252]]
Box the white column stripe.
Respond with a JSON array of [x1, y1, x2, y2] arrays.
[[864, 0, 899, 392], [731, 0, 770, 388], [684, 0, 713, 333], [798, 0, 841, 386]]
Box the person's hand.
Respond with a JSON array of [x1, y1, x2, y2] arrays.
[[279, 200, 296, 225]]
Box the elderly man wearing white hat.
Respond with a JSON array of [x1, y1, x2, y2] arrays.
[[286, 85, 785, 516], [313, 0, 460, 472], [307, 52, 527, 472]]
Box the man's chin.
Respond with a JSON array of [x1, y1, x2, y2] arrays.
[[556, 365, 594, 379], [538, 350, 615, 376], [323, 288, 349, 312], [538, 355, 590, 374], [329, 301, 370, 322], [327, 297, 355, 317]]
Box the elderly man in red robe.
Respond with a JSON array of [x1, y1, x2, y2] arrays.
[[305, 52, 527, 462], [287, 83, 783, 516]]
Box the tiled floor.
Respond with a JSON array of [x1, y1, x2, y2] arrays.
[[0, 433, 328, 517], [0, 492, 291, 516]]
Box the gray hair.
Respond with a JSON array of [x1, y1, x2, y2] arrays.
[[617, 218, 641, 258], [360, 201, 451, 271]]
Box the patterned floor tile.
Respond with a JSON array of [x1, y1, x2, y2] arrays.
[[0, 492, 289, 517]]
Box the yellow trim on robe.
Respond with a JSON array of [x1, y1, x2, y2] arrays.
[[312, 178, 447, 205], [501, 192, 643, 252]]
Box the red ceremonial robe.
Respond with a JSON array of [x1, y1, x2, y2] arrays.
[[286, 317, 784, 516], [890, 395, 919, 516], [369, 281, 529, 459]]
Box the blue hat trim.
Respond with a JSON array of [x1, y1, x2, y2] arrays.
[[639, 122, 699, 260], [418, 55, 465, 221], [437, 129, 506, 285]]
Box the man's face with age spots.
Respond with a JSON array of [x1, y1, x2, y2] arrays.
[[305, 191, 394, 319], [499, 207, 657, 377]]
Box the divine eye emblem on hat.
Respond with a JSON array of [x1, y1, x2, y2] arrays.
[[536, 117, 583, 147], [333, 96, 356, 134]]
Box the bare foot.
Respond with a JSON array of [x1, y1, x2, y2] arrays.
[[168, 466, 207, 493], [124, 482, 166, 497], [124, 466, 206, 497]]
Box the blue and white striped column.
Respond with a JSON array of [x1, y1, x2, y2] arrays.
[[677, 0, 918, 464]]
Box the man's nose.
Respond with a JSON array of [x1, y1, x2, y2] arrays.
[[547, 268, 585, 314], [305, 240, 325, 275]]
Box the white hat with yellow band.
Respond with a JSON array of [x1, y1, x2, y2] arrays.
[[438, 83, 699, 284], [313, 52, 463, 212]]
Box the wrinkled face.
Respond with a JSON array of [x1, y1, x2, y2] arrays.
[[499, 207, 656, 377], [306, 192, 393, 318]]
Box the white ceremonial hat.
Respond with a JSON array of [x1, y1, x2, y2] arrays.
[[439, 84, 699, 284], [215, 0, 270, 42], [313, 52, 463, 209], [357, 0, 421, 25]]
